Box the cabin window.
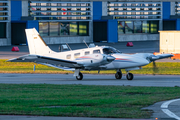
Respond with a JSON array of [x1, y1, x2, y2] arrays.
[[74, 53, 80, 58], [66, 54, 71, 59], [85, 51, 90, 55], [93, 49, 100, 54]]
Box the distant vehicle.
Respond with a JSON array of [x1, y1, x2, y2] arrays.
[[8, 28, 173, 80]]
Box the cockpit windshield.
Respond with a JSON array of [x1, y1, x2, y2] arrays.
[[103, 47, 122, 55]]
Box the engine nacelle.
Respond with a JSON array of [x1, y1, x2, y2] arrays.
[[75, 54, 115, 68]]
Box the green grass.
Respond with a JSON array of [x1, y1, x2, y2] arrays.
[[0, 84, 180, 118], [0, 59, 180, 75]]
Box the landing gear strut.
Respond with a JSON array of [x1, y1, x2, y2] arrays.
[[115, 69, 122, 79], [126, 72, 133, 80], [76, 72, 83, 80]]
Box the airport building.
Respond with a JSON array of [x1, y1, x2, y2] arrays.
[[0, 0, 179, 46]]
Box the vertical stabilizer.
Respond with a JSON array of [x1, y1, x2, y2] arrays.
[[25, 28, 54, 55]]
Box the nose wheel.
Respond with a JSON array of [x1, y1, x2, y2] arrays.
[[115, 72, 122, 79], [126, 73, 133, 80], [76, 72, 83, 80], [115, 69, 122, 79]]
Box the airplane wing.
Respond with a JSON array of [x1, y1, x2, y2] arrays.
[[7, 54, 83, 68]]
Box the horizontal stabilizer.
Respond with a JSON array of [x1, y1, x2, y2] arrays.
[[7, 54, 38, 62], [149, 54, 174, 61]]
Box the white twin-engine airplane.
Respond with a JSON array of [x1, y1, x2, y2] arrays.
[[8, 28, 173, 80]]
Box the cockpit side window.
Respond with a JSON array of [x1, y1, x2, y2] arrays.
[[103, 48, 121, 54], [93, 49, 101, 54]]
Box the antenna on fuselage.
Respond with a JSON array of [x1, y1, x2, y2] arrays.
[[83, 40, 89, 48], [66, 43, 72, 51]]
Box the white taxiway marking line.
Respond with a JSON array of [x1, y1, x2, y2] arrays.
[[161, 98, 180, 120], [162, 109, 180, 120], [161, 99, 180, 108]]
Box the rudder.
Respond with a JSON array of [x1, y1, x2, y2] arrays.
[[25, 28, 54, 55]]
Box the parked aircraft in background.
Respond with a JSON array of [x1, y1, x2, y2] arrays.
[[8, 28, 173, 80]]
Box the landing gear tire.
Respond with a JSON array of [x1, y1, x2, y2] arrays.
[[126, 73, 133, 80], [76, 72, 83, 80], [115, 72, 122, 79]]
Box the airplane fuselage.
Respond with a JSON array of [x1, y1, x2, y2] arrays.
[[42, 46, 150, 71]]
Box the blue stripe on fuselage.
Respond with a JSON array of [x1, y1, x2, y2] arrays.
[[114, 60, 138, 63]]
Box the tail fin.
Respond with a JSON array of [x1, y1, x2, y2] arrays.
[[25, 28, 54, 55]]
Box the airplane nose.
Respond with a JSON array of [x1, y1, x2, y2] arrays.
[[106, 56, 116, 62]]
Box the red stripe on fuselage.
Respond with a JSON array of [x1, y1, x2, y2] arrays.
[[115, 58, 131, 61]]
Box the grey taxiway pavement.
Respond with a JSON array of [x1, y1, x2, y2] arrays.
[[0, 73, 180, 87]]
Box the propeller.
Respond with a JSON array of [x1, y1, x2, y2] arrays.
[[106, 55, 115, 62]]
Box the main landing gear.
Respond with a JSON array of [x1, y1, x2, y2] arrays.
[[115, 69, 134, 80], [126, 72, 133, 80]]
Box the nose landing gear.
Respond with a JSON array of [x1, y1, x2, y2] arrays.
[[115, 69, 122, 79], [115, 72, 122, 79]]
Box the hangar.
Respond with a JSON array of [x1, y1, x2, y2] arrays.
[[0, 0, 179, 46]]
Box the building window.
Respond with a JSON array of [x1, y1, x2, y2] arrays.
[[125, 21, 133, 34], [29, 1, 92, 21], [39, 22, 89, 37], [70, 22, 78, 36], [49, 22, 59, 36], [0, 3, 7, 6], [108, 2, 162, 20], [142, 21, 150, 33], [176, 2, 180, 15], [0, 22, 6, 38], [0, 1, 9, 21], [150, 21, 159, 34], [118, 21, 159, 34], [134, 21, 142, 33], [60, 22, 69, 35], [79, 22, 89, 36], [39, 22, 49, 36], [118, 21, 124, 34]]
